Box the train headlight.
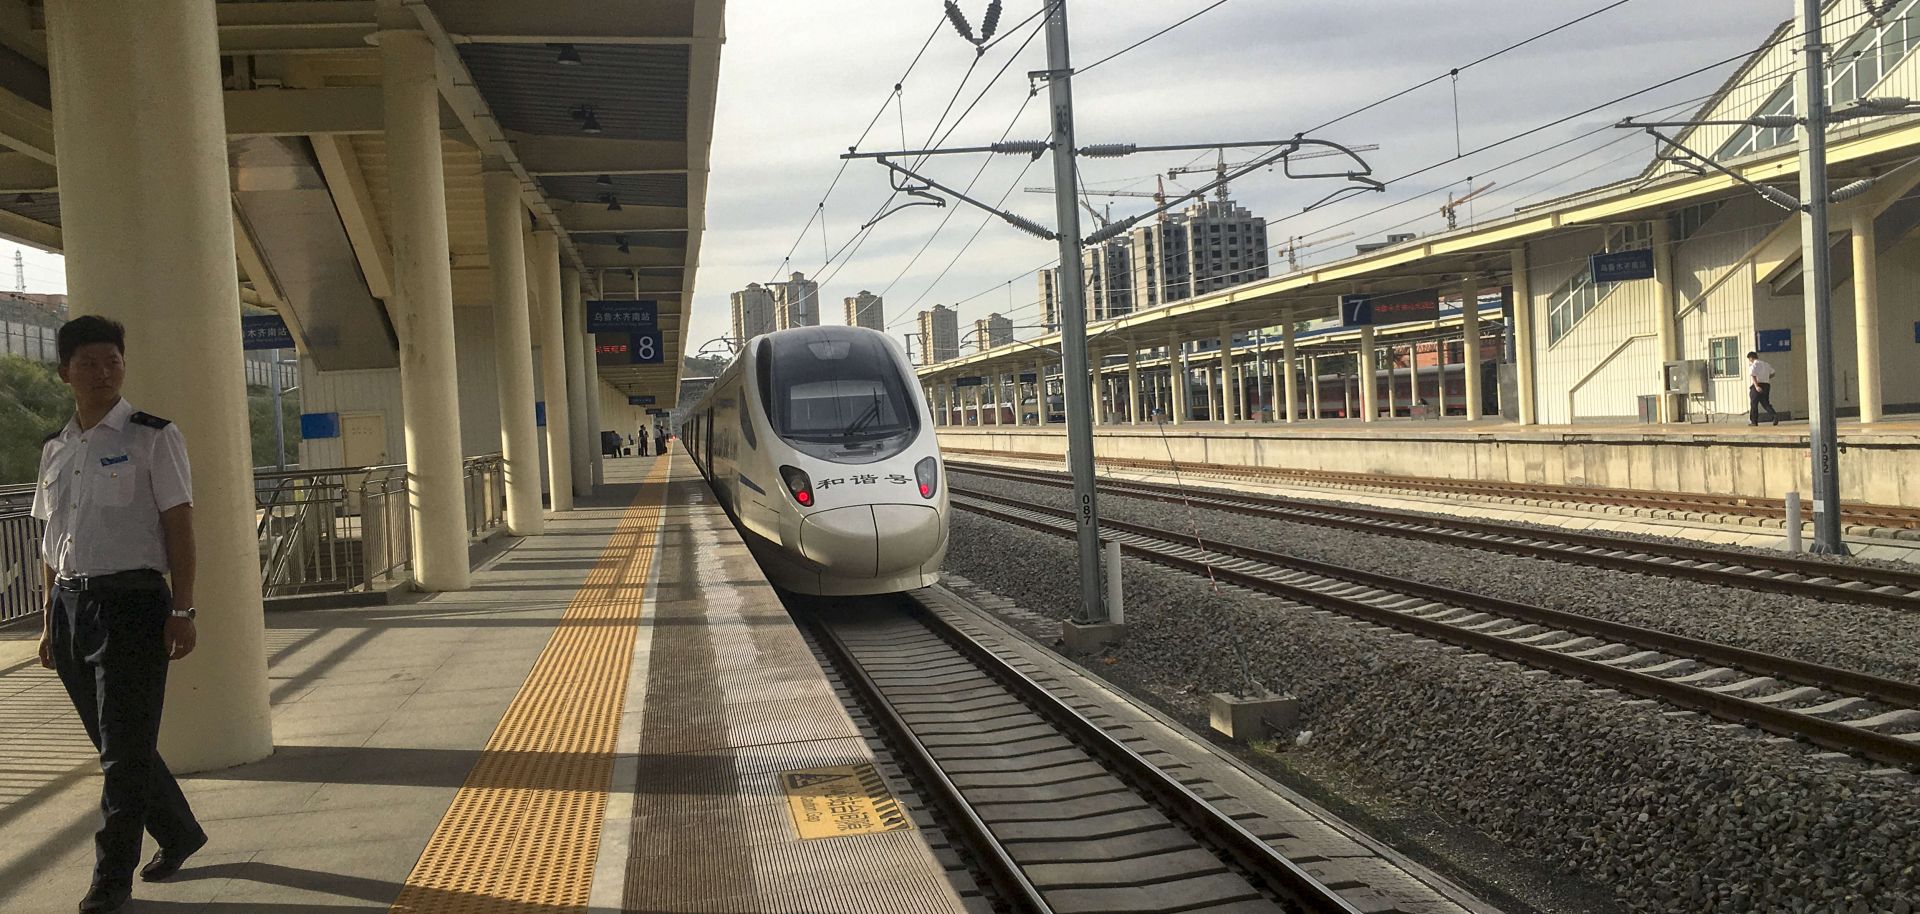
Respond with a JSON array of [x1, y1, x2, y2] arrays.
[[779, 465, 815, 507], [915, 456, 938, 499]]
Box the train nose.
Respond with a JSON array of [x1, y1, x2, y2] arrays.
[[798, 504, 943, 579]]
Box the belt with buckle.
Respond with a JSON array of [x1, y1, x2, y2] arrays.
[[55, 570, 164, 593]]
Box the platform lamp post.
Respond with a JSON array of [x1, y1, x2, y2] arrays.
[[269, 351, 299, 471]]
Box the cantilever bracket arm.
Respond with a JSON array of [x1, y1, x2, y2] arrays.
[[1630, 126, 1803, 212], [872, 156, 1059, 240]]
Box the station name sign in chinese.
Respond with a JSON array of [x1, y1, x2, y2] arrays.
[[1340, 286, 1513, 328], [590, 301, 664, 366], [241, 314, 295, 350], [1589, 248, 1655, 283]]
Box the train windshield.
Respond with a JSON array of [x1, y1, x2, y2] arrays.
[[761, 331, 920, 461]]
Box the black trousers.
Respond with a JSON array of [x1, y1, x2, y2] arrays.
[[1750, 382, 1778, 424], [48, 573, 204, 888]]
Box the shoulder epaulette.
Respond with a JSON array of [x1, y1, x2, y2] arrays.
[[129, 412, 171, 429], [42, 429, 60, 445]]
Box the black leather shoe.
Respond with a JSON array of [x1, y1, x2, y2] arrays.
[[77, 884, 130, 913], [139, 832, 207, 882]]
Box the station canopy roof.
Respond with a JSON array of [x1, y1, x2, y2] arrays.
[[0, 0, 723, 405]]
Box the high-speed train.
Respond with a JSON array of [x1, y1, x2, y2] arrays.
[[683, 326, 948, 595]]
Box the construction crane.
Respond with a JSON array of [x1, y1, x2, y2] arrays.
[[1277, 232, 1354, 270], [1441, 180, 1496, 230], [1167, 146, 1381, 202], [1024, 176, 1171, 222]]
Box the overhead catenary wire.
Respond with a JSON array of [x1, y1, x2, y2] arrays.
[[1077, 0, 1232, 76]]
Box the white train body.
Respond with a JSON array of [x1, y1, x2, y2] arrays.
[[684, 326, 948, 595]]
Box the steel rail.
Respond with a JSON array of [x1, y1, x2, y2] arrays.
[[941, 447, 1920, 528], [950, 460, 1920, 611], [803, 613, 1056, 914], [952, 493, 1920, 771], [808, 599, 1367, 914]]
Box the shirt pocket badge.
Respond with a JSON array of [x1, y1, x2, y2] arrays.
[[96, 457, 136, 506]]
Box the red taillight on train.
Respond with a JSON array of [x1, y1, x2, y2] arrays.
[[915, 456, 938, 499], [780, 465, 815, 507]]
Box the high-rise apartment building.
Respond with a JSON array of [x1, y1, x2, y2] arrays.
[[1183, 199, 1269, 296], [1039, 269, 1060, 333], [730, 283, 776, 343], [844, 290, 884, 330], [973, 312, 1013, 352], [771, 271, 821, 329], [916, 305, 959, 366]]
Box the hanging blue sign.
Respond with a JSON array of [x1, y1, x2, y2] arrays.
[[586, 300, 658, 333], [299, 412, 339, 439], [1018, 371, 1037, 383], [1339, 294, 1373, 326], [1590, 249, 1656, 283], [628, 395, 656, 406], [953, 376, 985, 387], [241, 314, 295, 351], [1757, 328, 1792, 352]]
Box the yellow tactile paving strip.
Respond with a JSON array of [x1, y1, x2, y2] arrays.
[[389, 458, 671, 914]]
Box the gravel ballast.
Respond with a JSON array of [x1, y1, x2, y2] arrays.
[[953, 470, 1920, 685], [943, 506, 1920, 914]]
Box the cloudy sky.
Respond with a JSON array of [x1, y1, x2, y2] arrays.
[[688, 0, 1793, 352], [3, 0, 1796, 356]]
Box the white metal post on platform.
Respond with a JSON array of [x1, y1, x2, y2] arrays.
[[1282, 322, 1299, 422], [482, 169, 545, 536], [1126, 346, 1141, 424], [47, 0, 274, 771], [532, 230, 574, 511], [1216, 325, 1234, 424], [1169, 333, 1186, 424], [378, 16, 470, 592], [1651, 219, 1679, 422]]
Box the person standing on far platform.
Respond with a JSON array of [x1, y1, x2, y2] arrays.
[[636, 427, 649, 456], [33, 316, 207, 914], [1747, 351, 1780, 426], [655, 424, 667, 455]]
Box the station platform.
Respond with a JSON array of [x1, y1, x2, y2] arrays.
[[939, 414, 1920, 510], [0, 455, 969, 912]]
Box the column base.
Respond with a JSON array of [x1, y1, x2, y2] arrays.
[[1060, 620, 1126, 653], [1208, 691, 1300, 742]]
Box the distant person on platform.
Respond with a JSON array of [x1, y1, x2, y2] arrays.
[[655, 425, 667, 455], [636, 427, 649, 457], [33, 316, 207, 914], [1747, 351, 1780, 426]]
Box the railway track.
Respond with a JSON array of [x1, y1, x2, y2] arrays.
[[949, 460, 1920, 612], [949, 490, 1920, 771], [941, 447, 1920, 530], [800, 594, 1369, 914]]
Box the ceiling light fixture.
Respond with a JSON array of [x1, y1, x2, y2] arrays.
[[570, 105, 604, 135], [602, 193, 622, 212], [595, 174, 613, 186], [616, 234, 631, 254], [13, 192, 32, 204], [555, 43, 582, 65]]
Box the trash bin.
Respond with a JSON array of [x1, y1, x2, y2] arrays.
[[1637, 394, 1660, 423]]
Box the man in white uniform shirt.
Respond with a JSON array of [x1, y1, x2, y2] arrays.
[[1747, 350, 1780, 426], [33, 316, 206, 914]]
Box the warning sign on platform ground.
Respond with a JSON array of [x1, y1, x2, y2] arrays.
[[779, 763, 911, 840]]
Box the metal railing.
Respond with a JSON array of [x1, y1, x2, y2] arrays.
[[1, 453, 510, 625]]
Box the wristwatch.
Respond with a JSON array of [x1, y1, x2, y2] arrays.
[[169, 607, 196, 620]]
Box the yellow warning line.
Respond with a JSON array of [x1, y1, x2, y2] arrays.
[[390, 458, 672, 914]]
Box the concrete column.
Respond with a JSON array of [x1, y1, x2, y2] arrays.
[[1122, 348, 1138, 423], [1034, 362, 1047, 424], [482, 169, 544, 536], [372, 20, 471, 590], [585, 331, 604, 486], [46, 0, 272, 770], [561, 271, 593, 496], [1852, 208, 1883, 423], [1460, 278, 1483, 421], [532, 230, 574, 510], [1510, 247, 1538, 424], [1384, 347, 1397, 418], [1309, 354, 1322, 419], [1169, 335, 1187, 424], [1216, 326, 1234, 424], [1282, 323, 1299, 423], [1358, 331, 1378, 422], [1651, 218, 1679, 422]]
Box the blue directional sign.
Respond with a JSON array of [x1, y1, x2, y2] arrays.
[[953, 376, 985, 387], [587, 300, 658, 333], [628, 395, 656, 406], [1757, 328, 1792, 353], [1339, 294, 1373, 326], [241, 314, 295, 351], [1018, 371, 1038, 383], [299, 412, 339, 439], [1590, 249, 1655, 283]]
